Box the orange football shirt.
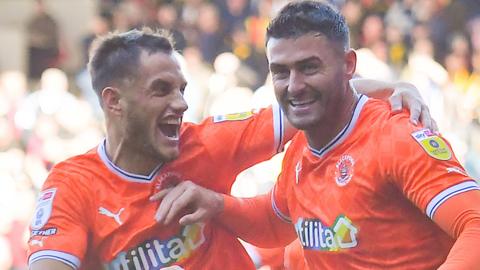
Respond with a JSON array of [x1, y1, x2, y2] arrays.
[[28, 105, 287, 270], [273, 95, 478, 269]]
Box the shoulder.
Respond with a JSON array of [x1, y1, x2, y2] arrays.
[[360, 98, 418, 140], [44, 149, 100, 190]]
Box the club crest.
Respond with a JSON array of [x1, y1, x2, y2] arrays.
[[335, 155, 355, 187]]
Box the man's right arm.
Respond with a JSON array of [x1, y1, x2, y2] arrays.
[[219, 191, 297, 248], [151, 181, 297, 248], [30, 259, 74, 270]]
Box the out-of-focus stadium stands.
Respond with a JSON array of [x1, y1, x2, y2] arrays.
[[0, 0, 479, 269]]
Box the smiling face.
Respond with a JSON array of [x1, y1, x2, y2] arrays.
[[267, 33, 356, 133], [120, 50, 188, 163]]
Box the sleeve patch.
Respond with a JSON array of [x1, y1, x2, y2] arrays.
[[213, 111, 253, 123], [410, 129, 452, 161], [31, 188, 57, 230]]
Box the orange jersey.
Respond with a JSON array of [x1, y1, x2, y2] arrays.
[[28, 106, 287, 270], [272, 95, 478, 269]]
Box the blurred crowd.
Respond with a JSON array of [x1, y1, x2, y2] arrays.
[[1, 0, 480, 269]]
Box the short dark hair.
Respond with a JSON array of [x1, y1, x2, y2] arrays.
[[88, 27, 174, 100], [266, 0, 349, 50]]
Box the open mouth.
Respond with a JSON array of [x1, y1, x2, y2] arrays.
[[158, 123, 180, 140], [289, 98, 316, 107]]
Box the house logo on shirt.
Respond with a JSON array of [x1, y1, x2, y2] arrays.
[[335, 155, 355, 187], [295, 215, 358, 251]]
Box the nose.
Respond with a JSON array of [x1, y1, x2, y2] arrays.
[[171, 90, 188, 114], [287, 70, 306, 95]]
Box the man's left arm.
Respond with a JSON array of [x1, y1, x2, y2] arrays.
[[433, 190, 480, 269], [381, 117, 480, 269], [350, 78, 437, 130]]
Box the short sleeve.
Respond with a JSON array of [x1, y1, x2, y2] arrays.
[[182, 104, 288, 189], [271, 143, 299, 224], [379, 115, 478, 219], [28, 167, 92, 269]]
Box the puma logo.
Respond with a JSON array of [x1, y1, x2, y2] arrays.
[[99, 207, 125, 225], [295, 161, 302, 184]]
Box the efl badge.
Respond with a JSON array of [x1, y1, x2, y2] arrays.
[[31, 188, 57, 230], [213, 111, 253, 123], [335, 155, 354, 187], [411, 129, 452, 161]]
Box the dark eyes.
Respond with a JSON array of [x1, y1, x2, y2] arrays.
[[150, 81, 186, 97], [300, 63, 319, 74], [271, 67, 290, 79], [271, 63, 319, 80]]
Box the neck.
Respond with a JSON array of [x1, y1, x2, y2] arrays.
[[305, 91, 359, 150], [105, 125, 161, 176]]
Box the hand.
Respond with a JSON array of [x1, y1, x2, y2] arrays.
[[150, 181, 224, 226], [389, 81, 439, 132]]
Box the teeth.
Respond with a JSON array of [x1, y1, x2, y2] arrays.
[[164, 119, 181, 125], [290, 99, 315, 106]]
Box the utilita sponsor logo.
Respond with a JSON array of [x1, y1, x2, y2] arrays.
[[105, 223, 205, 270], [295, 215, 358, 251]]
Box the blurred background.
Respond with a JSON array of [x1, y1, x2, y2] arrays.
[[0, 0, 479, 269]]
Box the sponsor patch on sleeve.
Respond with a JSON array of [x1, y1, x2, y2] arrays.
[[31, 188, 57, 230], [213, 111, 253, 123], [411, 129, 452, 160]]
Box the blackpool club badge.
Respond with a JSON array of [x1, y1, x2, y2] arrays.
[[335, 155, 355, 187]]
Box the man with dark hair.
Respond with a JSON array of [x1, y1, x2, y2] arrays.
[[154, 1, 480, 269], [27, 26, 433, 269]]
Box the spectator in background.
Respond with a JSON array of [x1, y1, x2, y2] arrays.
[[76, 13, 112, 119], [26, 0, 61, 81], [155, 4, 186, 52], [196, 3, 226, 64]]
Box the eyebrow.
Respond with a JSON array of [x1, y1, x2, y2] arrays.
[[270, 56, 321, 69]]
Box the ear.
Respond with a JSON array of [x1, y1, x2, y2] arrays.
[[101, 87, 122, 115], [344, 49, 357, 79]]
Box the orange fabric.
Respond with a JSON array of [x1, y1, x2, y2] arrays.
[[254, 247, 285, 270], [28, 107, 287, 269], [284, 239, 308, 270], [272, 97, 477, 269], [434, 190, 480, 269], [220, 193, 297, 248]]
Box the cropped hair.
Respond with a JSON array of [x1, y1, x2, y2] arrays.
[[266, 0, 349, 50], [88, 27, 174, 100]]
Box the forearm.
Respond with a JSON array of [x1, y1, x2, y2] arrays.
[[437, 219, 480, 270], [434, 190, 480, 269], [218, 192, 297, 248], [350, 78, 395, 99]]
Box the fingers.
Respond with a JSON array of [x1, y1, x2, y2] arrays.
[[149, 188, 171, 201], [431, 118, 440, 134], [179, 209, 205, 226], [155, 184, 187, 223], [419, 105, 432, 130], [408, 101, 421, 126], [389, 95, 403, 113], [163, 189, 195, 225], [153, 180, 223, 226]]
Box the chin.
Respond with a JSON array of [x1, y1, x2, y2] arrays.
[[158, 149, 180, 162], [288, 117, 317, 131]]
